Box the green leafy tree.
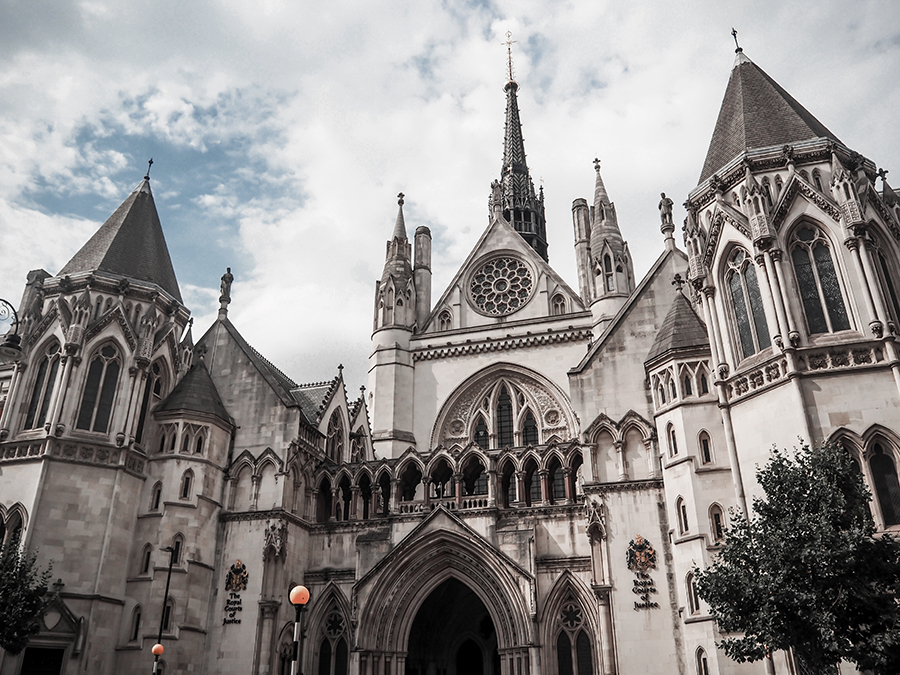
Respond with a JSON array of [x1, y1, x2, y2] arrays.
[[694, 442, 900, 675], [0, 531, 51, 655]]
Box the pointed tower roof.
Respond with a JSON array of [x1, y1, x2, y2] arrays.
[[698, 48, 840, 183], [646, 290, 709, 363], [392, 193, 408, 241], [155, 358, 232, 425], [59, 177, 182, 302]]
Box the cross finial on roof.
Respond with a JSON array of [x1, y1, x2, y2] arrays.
[[145, 157, 153, 180], [397, 192, 404, 206], [877, 168, 889, 184], [731, 28, 741, 53], [593, 157, 601, 172], [502, 31, 517, 82], [672, 273, 686, 291]]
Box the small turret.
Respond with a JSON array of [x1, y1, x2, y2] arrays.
[[831, 151, 865, 229], [414, 226, 432, 332], [375, 194, 416, 331]]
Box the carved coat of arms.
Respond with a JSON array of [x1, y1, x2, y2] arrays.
[[225, 559, 249, 592], [626, 535, 657, 572]]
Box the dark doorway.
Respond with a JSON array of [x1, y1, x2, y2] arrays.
[[20, 647, 65, 675], [406, 578, 498, 675]]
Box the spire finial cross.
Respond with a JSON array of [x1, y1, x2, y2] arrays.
[[502, 31, 517, 82], [731, 27, 741, 53], [672, 273, 686, 291], [145, 157, 153, 180], [593, 157, 601, 171], [397, 192, 405, 206]]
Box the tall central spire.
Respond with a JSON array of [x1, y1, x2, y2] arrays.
[[491, 33, 549, 261]]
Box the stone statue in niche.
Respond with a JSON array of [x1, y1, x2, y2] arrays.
[[263, 520, 287, 558]]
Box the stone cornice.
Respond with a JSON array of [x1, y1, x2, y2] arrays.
[[412, 327, 591, 362]]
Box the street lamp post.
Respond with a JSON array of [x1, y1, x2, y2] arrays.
[[289, 585, 310, 675], [152, 545, 176, 674], [0, 298, 23, 363]]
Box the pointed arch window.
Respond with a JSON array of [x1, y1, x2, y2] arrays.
[[683, 375, 692, 397], [603, 255, 614, 292], [710, 504, 725, 542], [726, 248, 771, 358], [473, 416, 489, 449], [686, 572, 700, 614], [551, 294, 566, 316], [130, 605, 142, 642], [700, 372, 709, 394], [180, 470, 193, 500], [496, 386, 513, 448], [791, 226, 850, 334], [150, 482, 162, 511], [162, 599, 174, 633], [667, 423, 678, 458], [318, 609, 349, 675], [75, 344, 121, 433], [135, 361, 165, 444], [556, 600, 593, 675], [870, 443, 900, 527], [676, 497, 689, 534], [812, 170, 823, 192], [171, 535, 184, 566], [522, 411, 538, 446], [874, 244, 900, 326], [140, 544, 152, 575], [699, 431, 713, 464], [326, 410, 344, 463], [24, 342, 61, 430], [438, 309, 452, 331], [696, 647, 710, 675]]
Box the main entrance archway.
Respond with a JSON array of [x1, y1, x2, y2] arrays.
[[405, 578, 500, 675]]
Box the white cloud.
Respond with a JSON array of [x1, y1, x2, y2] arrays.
[[2, 0, 899, 392]]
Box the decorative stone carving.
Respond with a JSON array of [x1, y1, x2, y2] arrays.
[[468, 256, 534, 316], [584, 497, 606, 542], [225, 560, 249, 592], [626, 535, 657, 572], [263, 520, 287, 558]]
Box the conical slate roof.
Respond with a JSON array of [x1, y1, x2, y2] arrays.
[[699, 50, 840, 183], [59, 178, 182, 302], [646, 291, 709, 363], [155, 359, 231, 424]]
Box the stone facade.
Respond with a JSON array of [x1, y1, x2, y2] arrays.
[[1, 46, 900, 675]]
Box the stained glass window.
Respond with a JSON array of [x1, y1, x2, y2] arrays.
[[76, 345, 120, 432], [727, 249, 770, 359], [791, 227, 850, 334], [870, 443, 900, 527]]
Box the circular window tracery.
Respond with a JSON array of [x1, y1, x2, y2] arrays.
[[560, 601, 584, 631], [324, 610, 345, 638], [469, 256, 534, 316]]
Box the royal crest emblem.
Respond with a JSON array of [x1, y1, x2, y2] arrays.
[[225, 559, 248, 592], [626, 535, 657, 572]]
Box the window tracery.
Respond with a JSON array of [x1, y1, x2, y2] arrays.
[[790, 226, 850, 334], [469, 256, 534, 316], [326, 410, 345, 463], [76, 344, 121, 433], [725, 248, 770, 359], [24, 341, 60, 430], [551, 293, 566, 315], [555, 600, 593, 675], [870, 442, 900, 527], [437, 309, 452, 331], [318, 609, 349, 675]]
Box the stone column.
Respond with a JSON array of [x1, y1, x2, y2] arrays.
[[562, 467, 573, 504], [350, 486, 361, 520], [754, 252, 783, 348], [453, 473, 463, 508], [597, 590, 617, 674], [0, 361, 24, 434], [770, 250, 800, 345], [389, 478, 400, 514], [422, 477, 432, 508], [251, 475, 261, 510], [487, 469, 497, 507], [331, 487, 340, 521], [846, 237, 882, 336], [614, 439, 626, 481], [538, 469, 550, 505]]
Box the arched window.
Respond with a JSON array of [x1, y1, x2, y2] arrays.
[[726, 248, 770, 358], [162, 599, 174, 633], [709, 504, 725, 542], [699, 431, 713, 464], [548, 458, 564, 504], [774, 174, 783, 196], [790, 226, 850, 334], [76, 344, 121, 433], [140, 544, 152, 575], [522, 411, 538, 446], [158, 434, 167, 455], [676, 497, 689, 534], [556, 600, 593, 675], [603, 254, 614, 292], [135, 361, 165, 444], [686, 572, 700, 614], [667, 423, 678, 458], [171, 535, 184, 566], [24, 342, 61, 430], [326, 410, 344, 463], [496, 386, 513, 448], [524, 459, 540, 507], [812, 170, 823, 192], [195, 434, 205, 454], [473, 416, 489, 449], [761, 179, 773, 208], [683, 375, 692, 397], [130, 606, 142, 642], [551, 294, 566, 316], [700, 372, 709, 395], [870, 443, 900, 527], [696, 647, 710, 675], [438, 310, 452, 331], [180, 471, 193, 500], [318, 609, 349, 675], [150, 482, 162, 511], [874, 244, 900, 326], [181, 433, 190, 454], [3, 510, 23, 545]]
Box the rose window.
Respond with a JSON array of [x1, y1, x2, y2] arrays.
[[469, 257, 534, 316]]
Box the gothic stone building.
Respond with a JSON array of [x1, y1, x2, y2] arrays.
[[1, 45, 900, 675]]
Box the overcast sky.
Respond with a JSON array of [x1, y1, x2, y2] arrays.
[[2, 1, 899, 391]]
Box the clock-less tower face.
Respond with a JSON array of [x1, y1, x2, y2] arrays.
[[467, 255, 535, 317]]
